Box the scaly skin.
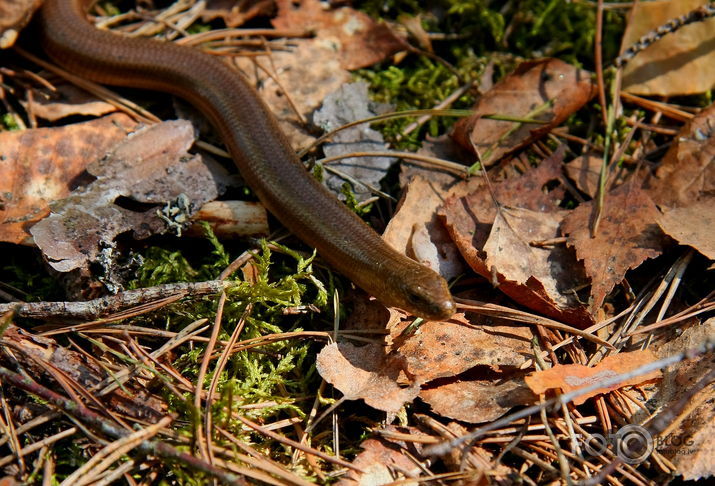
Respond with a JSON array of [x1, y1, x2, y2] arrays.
[[38, 0, 456, 320]]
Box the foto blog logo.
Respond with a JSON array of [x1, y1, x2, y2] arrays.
[[582, 424, 654, 464]]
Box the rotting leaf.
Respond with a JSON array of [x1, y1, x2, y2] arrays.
[[316, 342, 420, 414], [383, 176, 466, 280], [30, 120, 231, 272], [452, 59, 595, 166], [420, 374, 536, 424], [337, 438, 422, 486], [272, 0, 408, 70], [524, 350, 662, 405], [313, 82, 396, 201], [659, 196, 715, 260], [561, 183, 666, 315], [0, 113, 138, 245], [621, 0, 715, 96], [645, 103, 715, 208]]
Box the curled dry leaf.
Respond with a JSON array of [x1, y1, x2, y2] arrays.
[[0, 113, 138, 245], [621, 0, 715, 96], [31, 120, 231, 272], [524, 350, 662, 405], [24, 83, 116, 122], [420, 374, 536, 423], [272, 0, 408, 70], [337, 438, 422, 486], [316, 342, 421, 414], [564, 153, 603, 198], [646, 102, 715, 208], [561, 183, 666, 315], [452, 59, 595, 166], [313, 82, 396, 201], [383, 176, 466, 280], [0, 0, 40, 48], [658, 196, 715, 260], [441, 147, 593, 327]]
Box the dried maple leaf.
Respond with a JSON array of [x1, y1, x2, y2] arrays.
[[658, 196, 715, 260], [645, 103, 715, 208], [452, 59, 595, 166], [524, 350, 662, 405], [561, 183, 666, 314], [0, 113, 138, 245], [315, 342, 421, 414], [272, 0, 408, 70], [622, 0, 715, 96]]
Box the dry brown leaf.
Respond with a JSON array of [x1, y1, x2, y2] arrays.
[[561, 183, 666, 314], [233, 40, 350, 149], [383, 176, 466, 280], [24, 83, 116, 121], [272, 0, 408, 70], [337, 438, 422, 486], [564, 153, 603, 198], [649, 318, 715, 480], [420, 374, 535, 423], [524, 350, 661, 405], [315, 342, 421, 414], [201, 0, 274, 27], [390, 314, 534, 382], [0, 0, 40, 48], [452, 59, 595, 166], [0, 113, 138, 245], [646, 103, 715, 208], [658, 196, 715, 260], [31, 120, 231, 272], [440, 147, 593, 327], [622, 0, 715, 96]]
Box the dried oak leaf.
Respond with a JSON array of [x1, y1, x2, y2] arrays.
[[561, 183, 666, 314], [316, 342, 421, 414], [390, 314, 534, 383], [441, 147, 593, 327], [313, 82, 396, 201], [622, 0, 715, 96], [383, 176, 466, 280], [658, 196, 715, 260], [0, 0, 41, 48], [31, 120, 230, 272], [452, 59, 595, 166], [420, 373, 536, 423], [24, 83, 116, 121], [272, 0, 408, 70], [525, 350, 661, 405], [337, 438, 422, 486], [645, 103, 715, 208], [0, 113, 138, 245]]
